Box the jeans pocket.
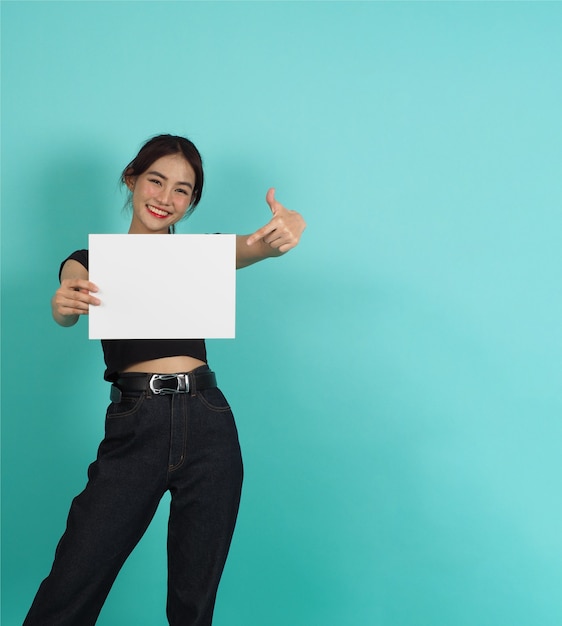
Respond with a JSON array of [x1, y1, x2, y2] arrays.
[[197, 388, 232, 412], [106, 393, 146, 419]]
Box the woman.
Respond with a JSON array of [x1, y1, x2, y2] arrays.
[[24, 134, 306, 625]]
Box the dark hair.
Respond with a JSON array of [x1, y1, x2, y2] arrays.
[[121, 134, 204, 222]]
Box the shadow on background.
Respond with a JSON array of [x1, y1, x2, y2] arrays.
[[2, 148, 119, 622]]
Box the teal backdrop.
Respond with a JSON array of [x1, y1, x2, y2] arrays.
[[2, 2, 562, 625]]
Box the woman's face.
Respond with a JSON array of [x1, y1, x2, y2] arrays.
[[126, 153, 196, 234]]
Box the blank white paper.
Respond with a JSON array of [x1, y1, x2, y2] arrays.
[[88, 234, 236, 339]]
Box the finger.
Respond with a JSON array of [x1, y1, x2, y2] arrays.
[[68, 289, 100, 306], [265, 187, 277, 214], [262, 229, 285, 246], [246, 222, 278, 246], [61, 279, 100, 304], [56, 299, 89, 316], [58, 288, 100, 308], [57, 298, 96, 316], [78, 290, 101, 306], [62, 278, 99, 293], [61, 305, 90, 316]]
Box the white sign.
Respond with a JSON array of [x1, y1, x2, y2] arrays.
[[88, 234, 236, 339]]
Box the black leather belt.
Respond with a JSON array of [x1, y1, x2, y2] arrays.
[[111, 367, 217, 402]]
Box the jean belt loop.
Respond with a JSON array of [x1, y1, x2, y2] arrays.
[[188, 371, 197, 396], [110, 384, 123, 403]]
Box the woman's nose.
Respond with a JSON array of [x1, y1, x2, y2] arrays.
[[156, 186, 172, 204]]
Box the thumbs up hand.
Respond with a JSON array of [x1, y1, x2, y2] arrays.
[[246, 188, 306, 254]]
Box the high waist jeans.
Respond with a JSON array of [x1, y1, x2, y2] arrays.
[[24, 370, 243, 626]]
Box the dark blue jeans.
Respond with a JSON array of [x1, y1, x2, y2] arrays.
[[24, 370, 243, 625]]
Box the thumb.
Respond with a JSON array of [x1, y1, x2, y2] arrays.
[[266, 187, 277, 214]]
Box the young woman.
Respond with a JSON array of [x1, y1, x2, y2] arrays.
[[24, 134, 306, 626]]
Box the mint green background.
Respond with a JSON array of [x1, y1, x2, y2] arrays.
[[2, 2, 562, 624]]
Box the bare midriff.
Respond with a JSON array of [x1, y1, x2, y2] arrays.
[[121, 355, 207, 374]]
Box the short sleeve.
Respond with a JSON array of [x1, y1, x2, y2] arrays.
[[59, 249, 89, 282]]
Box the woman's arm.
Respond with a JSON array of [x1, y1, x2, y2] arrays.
[[236, 188, 306, 270], [52, 259, 100, 327]]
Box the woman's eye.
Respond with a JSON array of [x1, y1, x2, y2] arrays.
[[176, 188, 189, 195], [149, 178, 162, 186]]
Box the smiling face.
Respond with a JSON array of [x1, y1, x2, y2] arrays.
[[126, 153, 197, 234]]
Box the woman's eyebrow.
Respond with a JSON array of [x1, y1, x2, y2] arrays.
[[147, 170, 194, 189]]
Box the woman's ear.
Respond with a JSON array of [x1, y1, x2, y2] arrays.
[[125, 175, 136, 192]]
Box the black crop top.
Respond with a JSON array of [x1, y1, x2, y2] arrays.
[[60, 249, 207, 381]]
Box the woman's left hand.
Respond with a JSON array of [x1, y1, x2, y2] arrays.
[[246, 188, 306, 254]]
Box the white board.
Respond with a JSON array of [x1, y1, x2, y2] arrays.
[[88, 234, 236, 339]]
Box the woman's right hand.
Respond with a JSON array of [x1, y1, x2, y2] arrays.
[[52, 278, 100, 326]]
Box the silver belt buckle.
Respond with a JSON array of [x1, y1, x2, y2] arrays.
[[149, 373, 190, 395]]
